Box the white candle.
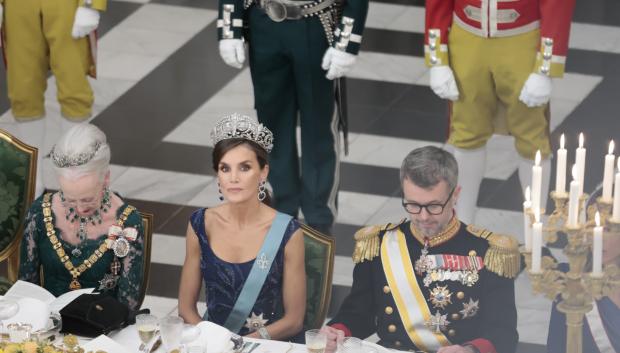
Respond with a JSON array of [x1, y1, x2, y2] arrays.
[[524, 186, 532, 251], [613, 159, 620, 221], [592, 212, 603, 276], [576, 133, 586, 196], [531, 209, 543, 273], [568, 165, 580, 227], [531, 150, 543, 211], [555, 134, 567, 194], [602, 140, 615, 201]]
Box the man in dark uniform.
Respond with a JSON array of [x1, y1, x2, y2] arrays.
[[216, 0, 369, 233], [322, 146, 519, 353]]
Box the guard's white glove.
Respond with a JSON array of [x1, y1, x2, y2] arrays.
[[71, 7, 100, 39], [519, 73, 552, 107], [429, 66, 459, 101], [321, 47, 357, 80], [218, 39, 245, 69]]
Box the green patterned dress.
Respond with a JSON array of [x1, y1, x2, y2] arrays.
[[18, 193, 144, 311]]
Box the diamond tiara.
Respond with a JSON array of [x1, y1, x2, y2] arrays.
[[210, 113, 274, 153], [50, 141, 104, 168]]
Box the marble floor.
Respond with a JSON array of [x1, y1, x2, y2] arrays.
[[2, 0, 620, 351]]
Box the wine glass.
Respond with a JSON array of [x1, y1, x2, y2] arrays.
[[160, 316, 184, 353], [136, 314, 158, 352], [0, 298, 19, 341]]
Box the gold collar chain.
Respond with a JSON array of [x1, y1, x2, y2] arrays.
[[410, 216, 460, 247], [42, 193, 134, 290]]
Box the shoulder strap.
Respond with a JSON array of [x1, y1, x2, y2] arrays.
[[223, 212, 292, 333]]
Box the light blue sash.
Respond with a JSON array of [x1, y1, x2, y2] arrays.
[[217, 212, 292, 333]]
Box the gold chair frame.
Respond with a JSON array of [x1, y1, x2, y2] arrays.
[[0, 129, 38, 282], [300, 223, 335, 329], [137, 211, 154, 310]]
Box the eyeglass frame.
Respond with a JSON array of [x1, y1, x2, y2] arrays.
[[401, 186, 456, 215]]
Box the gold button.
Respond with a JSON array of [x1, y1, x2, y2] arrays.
[[385, 306, 394, 315], [448, 329, 456, 337], [451, 313, 460, 320], [457, 291, 465, 300], [394, 341, 401, 347], [383, 285, 391, 294], [468, 250, 477, 256], [388, 324, 397, 333]]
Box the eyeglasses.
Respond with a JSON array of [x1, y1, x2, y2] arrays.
[[402, 187, 455, 215]]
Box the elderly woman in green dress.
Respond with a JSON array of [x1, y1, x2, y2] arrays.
[[18, 123, 144, 311]]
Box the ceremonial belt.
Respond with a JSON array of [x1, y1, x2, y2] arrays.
[[381, 229, 451, 351], [586, 301, 615, 353], [258, 0, 336, 22], [219, 212, 292, 333]]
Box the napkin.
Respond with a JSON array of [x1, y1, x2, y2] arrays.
[[187, 321, 234, 353], [82, 334, 133, 353], [4, 298, 50, 331]]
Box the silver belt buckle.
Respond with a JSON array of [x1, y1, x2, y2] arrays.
[[264, 0, 303, 22]]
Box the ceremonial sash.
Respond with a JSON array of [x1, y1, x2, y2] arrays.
[[207, 212, 292, 333], [381, 229, 451, 351], [586, 301, 615, 353]]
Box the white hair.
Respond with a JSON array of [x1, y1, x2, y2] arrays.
[[51, 123, 111, 181]]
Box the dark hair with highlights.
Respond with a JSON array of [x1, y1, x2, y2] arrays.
[[212, 138, 271, 205]]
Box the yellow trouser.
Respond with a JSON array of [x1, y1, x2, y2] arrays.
[[448, 23, 551, 160], [4, 0, 93, 120]]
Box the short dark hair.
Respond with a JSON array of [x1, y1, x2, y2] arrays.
[[400, 146, 458, 190]]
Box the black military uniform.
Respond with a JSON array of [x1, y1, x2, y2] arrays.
[[329, 217, 519, 353]]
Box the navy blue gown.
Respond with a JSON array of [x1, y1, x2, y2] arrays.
[[190, 208, 299, 337]]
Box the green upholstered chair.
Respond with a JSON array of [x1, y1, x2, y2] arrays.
[[0, 129, 38, 284], [300, 223, 335, 330], [137, 211, 154, 310]]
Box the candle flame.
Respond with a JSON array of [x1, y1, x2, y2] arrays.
[[535, 150, 541, 166], [579, 133, 584, 148], [610, 140, 615, 155], [560, 134, 565, 149], [525, 186, 531, 202], [595, 211, 601, 227], [572, 164, 578, 181]]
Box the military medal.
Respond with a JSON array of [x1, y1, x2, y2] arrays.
[[462, 270, 479, 287], [426, 311, 450, 333], [98, 273, 119, 290], [460, 298, 480, 319], [429, 285, 452, 309], [414, 239, 431, 274], [244, 312, 268, 332]]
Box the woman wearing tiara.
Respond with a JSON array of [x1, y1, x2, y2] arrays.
[[178, 113, 306, 340], [18, 123, 145, 311]]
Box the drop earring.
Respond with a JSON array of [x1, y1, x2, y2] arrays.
[[258, 180, 266, 202], [218, 182, 224, 201]]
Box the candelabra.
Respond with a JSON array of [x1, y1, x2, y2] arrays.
[[521, 191, 620, 353]]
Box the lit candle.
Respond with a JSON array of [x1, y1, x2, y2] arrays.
[[613, 159, 620, 221], [531, 150, 542, 211], [602, 140, 615, 202], [576, 133, 586, 196], [555, 134, 567, 195], [523, 186, 532, 251], [592, 212, 603, 276], [531, 209, 543, 273], [568, 165, 580, 227]]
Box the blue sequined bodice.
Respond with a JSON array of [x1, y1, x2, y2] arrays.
[[190, 208, 298, 336]]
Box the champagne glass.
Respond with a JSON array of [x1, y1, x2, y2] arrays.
[[136, 314, 158, 352], [0, 299, 18, 341], [160, 316, 184, 353], [305, 329, 327, 353]]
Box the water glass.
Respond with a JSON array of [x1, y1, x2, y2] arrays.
[[337, 337, 362, 353], [305, 329, 327, 353], [160, 316, 184, 353]]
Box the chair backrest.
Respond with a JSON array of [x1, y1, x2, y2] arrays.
[[300, 223, 335, 330], [137, 211, 154, 310], [0, 129, 37, 282]]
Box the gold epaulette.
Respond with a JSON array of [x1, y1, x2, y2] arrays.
[[466, 224, 520, 279], [352, 220, 404, 264]]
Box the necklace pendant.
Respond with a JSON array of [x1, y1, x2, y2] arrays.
[[69, 278, 81, 290], [71, 248, 82, 257], [113, 237, 130, 258]]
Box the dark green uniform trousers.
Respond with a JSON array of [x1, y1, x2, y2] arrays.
[[248, 6, 339, 227]]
